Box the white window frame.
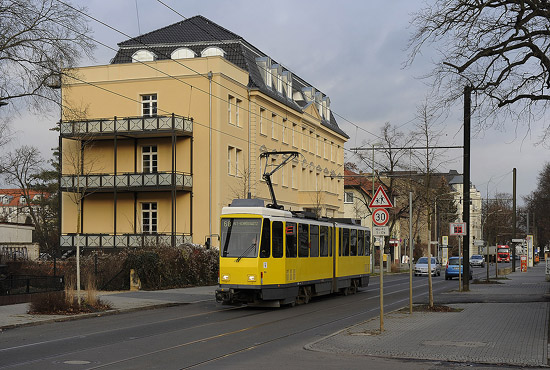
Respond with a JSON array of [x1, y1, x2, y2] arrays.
[[142, 145, 158, 173], [141, 94, 157, 117], [142, 202, 157, 234], [235, 148, 242, 176], [292, 123, 297, 147], [236, 99, 242, 127], [291, 165, 297, 189], [228, 95, 234, 124], [228, 146, 234, 175], [271, 113, 277, 140], [260, 108, 266, 135], [282, 118, 287, 144]]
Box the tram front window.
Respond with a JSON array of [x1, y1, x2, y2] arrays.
[[221, 218, 262, 258]]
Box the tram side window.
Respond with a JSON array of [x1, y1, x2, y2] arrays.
[[365, 232, 371, 255], [350, 229, 357, 256], [286, 222, 297, 258], [260, 219, 270, 258], [272, 221, 283, 258], [298, 223, 309, 257], [310, 225, 319, 257], [358, 230, 364, 255], [342, 228, 350, 256], [320, 226, 329, 257]]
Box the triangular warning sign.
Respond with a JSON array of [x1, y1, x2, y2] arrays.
[[369, 186, 393, 208]]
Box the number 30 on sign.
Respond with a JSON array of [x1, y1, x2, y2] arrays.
[[372, 208, 389, 226]]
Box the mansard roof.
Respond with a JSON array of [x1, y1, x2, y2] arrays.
[[111, 15, 348, 139]]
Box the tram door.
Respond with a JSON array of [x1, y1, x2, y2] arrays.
[[258, 219, 285, 285]]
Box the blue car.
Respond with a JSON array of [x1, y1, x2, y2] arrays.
[[445, 257, 473, 280]]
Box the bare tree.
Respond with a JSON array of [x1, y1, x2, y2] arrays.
[[0, 145, 58, 253], [408, 1, 550, 137], [0, 0, 94, 110]]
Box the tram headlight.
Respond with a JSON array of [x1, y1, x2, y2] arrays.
[[221, 274, 230, 281], [247, 275, 256, 282]]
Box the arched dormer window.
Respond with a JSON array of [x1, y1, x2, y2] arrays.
[[200, 46, 226, 57], [171, 47, 196, 59], [131, 49, 157, 63]]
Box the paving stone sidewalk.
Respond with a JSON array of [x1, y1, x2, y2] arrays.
[[306, 264, 550, 367]]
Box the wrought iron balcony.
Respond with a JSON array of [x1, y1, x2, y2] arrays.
[[60, 171, 192, 192], [60, 233, 192, 249], [60, 115, 192, 139]]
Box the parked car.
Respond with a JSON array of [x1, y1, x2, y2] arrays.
[[414, 256, 441, 277], [469, 254, 485, 267], [445, 257, 473, 280]]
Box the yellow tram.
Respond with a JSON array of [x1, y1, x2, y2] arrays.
[[215, 199, 371, 307]]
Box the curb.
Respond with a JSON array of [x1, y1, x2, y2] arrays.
[[0, 302, 187, 331]]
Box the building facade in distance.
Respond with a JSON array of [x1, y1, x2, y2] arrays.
[[60, 16, 348, 250]]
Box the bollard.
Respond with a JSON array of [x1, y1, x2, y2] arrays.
[[130, 269, 142, 291]]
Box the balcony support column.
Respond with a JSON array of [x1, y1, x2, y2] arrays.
[[171, 114, 176, 247], [190, 132, 194, 242], [114, 121, 117, 236]]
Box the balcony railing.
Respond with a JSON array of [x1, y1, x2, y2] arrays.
[[60, 233, 192, 249], [60, 171, 192, 192], [60, 115, 192, 138]]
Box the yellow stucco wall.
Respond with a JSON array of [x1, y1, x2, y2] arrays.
[[61, 55, 347, 246]]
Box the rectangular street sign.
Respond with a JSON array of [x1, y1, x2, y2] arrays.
[[450, 222, 466, 236], [372, 226, 389, 236], [512, 239, 524, 243]]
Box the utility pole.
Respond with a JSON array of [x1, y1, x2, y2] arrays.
[[512, 168, 517, 272], [463, 86, 471, 291]]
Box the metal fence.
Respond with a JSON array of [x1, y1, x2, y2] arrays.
[[0, 275, 64, 296]]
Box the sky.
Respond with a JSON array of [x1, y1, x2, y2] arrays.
[[5, 0, 549, 204]]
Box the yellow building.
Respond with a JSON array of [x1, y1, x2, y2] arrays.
[[60, 15, 349, 250]]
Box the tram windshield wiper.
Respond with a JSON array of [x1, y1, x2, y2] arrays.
[[235, 242, 257, 262]]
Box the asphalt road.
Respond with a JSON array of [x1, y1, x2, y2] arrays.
[[0, 263, 505, 370]]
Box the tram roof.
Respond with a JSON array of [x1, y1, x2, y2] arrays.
[[221, 206, 293, 218]]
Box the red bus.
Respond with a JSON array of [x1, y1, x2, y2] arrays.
[[497, 245, 511, 263]]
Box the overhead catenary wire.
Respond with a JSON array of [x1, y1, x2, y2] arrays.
[[49, 0, 374, 174]]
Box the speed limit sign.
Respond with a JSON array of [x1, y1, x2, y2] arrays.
[[372, 208, 389, 226]]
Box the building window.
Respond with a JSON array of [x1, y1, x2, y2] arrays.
[[236, 99, 241, 127], [302, 127, 307, 151], [271, 158, 278, 184], [20, 196, 26, 205], [142, 94, 157, 117], [330, 142, 334, 162], [282, 119, 287, 144], [260, 108, 266, 135], [316, 135, 320, 156], [310, 131, 314, 153], [228, 95, 234, 124], [344, 191, 354, 203], [291, 165, 297, 189], [282, 165, 287, 187], [292, 123, 297, 147], [323, 139, 327, 159], [228, 146, 242, 176], [235, 148, 242, 176], [142, 202, 157, 234], [142, 145, 158, 173], [228, 146, 233, 175], [271, 113, 277, 140]]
